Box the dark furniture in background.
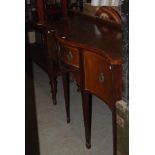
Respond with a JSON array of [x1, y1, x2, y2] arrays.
[[43, 0, 68, 21], [37, 0, 67, 23], [26, 0, 70, 105], [26, 23, 61, 105]]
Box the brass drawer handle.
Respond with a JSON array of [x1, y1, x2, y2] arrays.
[[67, 51, 73, 61], [48, 29, 55, 34], [98, 72, 104, 83], [61, 36, 66, 39]]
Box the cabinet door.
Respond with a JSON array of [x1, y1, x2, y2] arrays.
[[83, 50, 114, 107]]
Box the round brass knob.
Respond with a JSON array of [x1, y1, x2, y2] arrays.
[[61, 36, 66, 39], [98, 72, 104, 83], [67, 51, 73, 61]]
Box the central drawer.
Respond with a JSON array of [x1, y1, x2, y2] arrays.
[[60, 45, 80, 69]]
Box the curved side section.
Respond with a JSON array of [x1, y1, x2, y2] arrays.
[[56, 36, 122, 65], [83, 50, 115, 109]]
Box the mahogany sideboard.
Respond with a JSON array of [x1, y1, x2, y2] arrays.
[[26, 10, 123, 155]]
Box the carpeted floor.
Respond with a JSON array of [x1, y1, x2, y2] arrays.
[[33, 63, 113, 155]]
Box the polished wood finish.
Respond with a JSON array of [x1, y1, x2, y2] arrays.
[[81, 92, 92, 149], [83, 50, 114, 108], [80, 49, 122, 155], [55, 11, 122, 65], [55, 12, 122, 155], [27, 10, 122, 155], [57, 38, 81, 124]]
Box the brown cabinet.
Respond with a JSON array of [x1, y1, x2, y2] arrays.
[[27, 10, 122, 155], [83, 50, 114, 108], [55, 12, 122, 155]]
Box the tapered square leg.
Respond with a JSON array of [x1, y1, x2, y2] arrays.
[[49, 76, 57, 105], [47, 61, 58, 105], [62, 72, 70, 123], [81, 91, 92, 149]]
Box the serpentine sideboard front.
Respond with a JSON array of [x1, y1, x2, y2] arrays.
[[27, 11, 123, 155]]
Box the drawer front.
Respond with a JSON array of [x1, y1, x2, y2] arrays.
[[60, 45, 80, 69], [84, 51, 114, 106]]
